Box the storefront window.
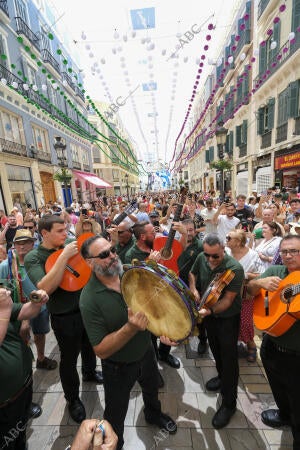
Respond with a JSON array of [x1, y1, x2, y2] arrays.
[[6, 164, 36, 210]]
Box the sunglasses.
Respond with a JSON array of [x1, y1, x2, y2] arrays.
[[225, 235, 232, 241], [203, 252, 220, 259], [23, 226, 34, 230], [89, 246, 117, 259]]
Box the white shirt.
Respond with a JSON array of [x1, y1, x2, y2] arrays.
[[217, 215, 240, 243], [201, 208, 218, 235]]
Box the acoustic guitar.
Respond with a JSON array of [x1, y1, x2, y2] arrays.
[[198, 269, 235, 309], [45, 232, 94, 292], [253, 271, 300, 336], [153, 187, 188, 272], [102, 201, 137, 240]]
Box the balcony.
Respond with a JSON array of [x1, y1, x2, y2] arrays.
[[62, 72, 76, 91], [253, 33, 300, 91], [72, 161, 81, 169], [261, 130, 272, 149], [294, 117, 300, 135], [41, 49, 60, 73], [33, 150, 52, 163], [76, 87, 85, 102], [83, 164, 90, 172], [276, 123, 288, 143], [15, 17, 40, 51], [0, 138, 27, 157], [258, 0, 270, 19], [239, 143, 247, 158], [0, 0, 9, 17]]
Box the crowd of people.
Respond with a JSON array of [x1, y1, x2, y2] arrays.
[[0, 185, 300, 449]]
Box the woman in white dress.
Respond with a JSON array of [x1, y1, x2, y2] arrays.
[[254, 222, 283, 271], [226, 230, 264, 362]]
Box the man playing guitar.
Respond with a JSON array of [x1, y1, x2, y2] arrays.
[[189, 233, 244, 429], [247, 234, 300, 448]]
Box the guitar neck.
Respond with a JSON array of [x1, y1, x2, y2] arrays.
[[164, 203, 184, 252]]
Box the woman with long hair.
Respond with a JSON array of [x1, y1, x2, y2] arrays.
[[254, 222, 283, 271], [226, 229, 264, 362]]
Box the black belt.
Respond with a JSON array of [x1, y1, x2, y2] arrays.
[[272, 341, 300, 357], [0, 374, 32, 409]]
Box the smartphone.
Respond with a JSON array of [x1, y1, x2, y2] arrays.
[[153, 220, 160, 227]]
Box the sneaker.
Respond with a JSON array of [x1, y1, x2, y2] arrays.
[[36, 357, 58, 370]]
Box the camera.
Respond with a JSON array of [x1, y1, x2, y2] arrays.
[[153, 220, 160, 227], [224, 196, 231, 203]]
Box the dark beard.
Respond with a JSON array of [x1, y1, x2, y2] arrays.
[[94, 258, 123, 277], [144, 238, 154, 249]]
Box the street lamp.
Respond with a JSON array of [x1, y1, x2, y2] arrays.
[[124, 173, 130, 200], [53, 136, 72, 207], [215, 122, 228, 202]]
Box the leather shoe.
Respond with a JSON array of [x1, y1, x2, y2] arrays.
[[212, 405, 236, 429], [158, 372, 165, 389], [146, 412, 177, 434], [159, 353, 180, 369], [206, 376, 221, 391], [82, 370, 104, 384], [28, 402, 42, 419], [261, 409, 291, 428], [197, 341, 207, 355], [68, 398, 86, 424]]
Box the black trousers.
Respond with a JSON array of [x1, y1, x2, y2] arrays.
[[0, 380, 32, 450], [102, 345, 161, 450], [205, 314, 240, 409], [197, 321, 207, 344], [151, 333, 170, 358], [51, 310, 96, 402], [261, 335, 300, 449]]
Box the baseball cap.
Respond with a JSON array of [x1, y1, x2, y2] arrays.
[[149, 211, 159, 217], [13, 229, 36, 242]]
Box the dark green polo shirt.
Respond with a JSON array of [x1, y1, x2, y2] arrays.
[[124, 243, 150, 264], [191, 253, 244, 317], [116, 236, 135, 264], [80, 273, 151, 363], [0, 304, 33, 403], [178, 238, 203, 285], [24, 245, 81, 315], [258, 265, 300, 351]]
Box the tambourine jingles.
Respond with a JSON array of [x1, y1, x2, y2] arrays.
[[121, 260, 198, 342], [45, 232, 94, 292]]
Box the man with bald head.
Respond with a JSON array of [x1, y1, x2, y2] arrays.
[[80, 236, 177, 450], [253, 208, 285, 243], [114, 221, 135, 263]]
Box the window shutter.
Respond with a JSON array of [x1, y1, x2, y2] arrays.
[[257, 107, 264, 135], [229, 130, 234, 153], [209, 146, 214, 161], [242, 120, 248, 144], [288, 80, 300, 118], [205, 149, 210, 163], [259, 44, 267, 75], [236, 125, 241, 146], [268, 97, 275, 128], [292, 0, 300, 32], [271, 21, 281, 60]]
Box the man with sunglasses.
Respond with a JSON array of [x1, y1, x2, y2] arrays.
[[80, 236, 177, 450], [247, 234, 300, 448], [24, 216, 103, 424], [113, 221, 135, 264], [189, 233, 244, 429]]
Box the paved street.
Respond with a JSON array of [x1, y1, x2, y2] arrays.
[[27, 331, 293, 449]]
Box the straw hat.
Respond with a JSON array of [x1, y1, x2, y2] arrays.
[[13, 229, 36, 242]]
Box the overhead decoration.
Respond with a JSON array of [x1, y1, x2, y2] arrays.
[[173, 1, 290, 170]]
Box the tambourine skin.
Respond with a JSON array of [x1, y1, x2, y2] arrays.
[[121, 262, 197, 342]]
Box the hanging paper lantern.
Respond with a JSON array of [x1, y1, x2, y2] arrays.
[[114, 29, 119, 39], [267, 29, 273, 36], [81, 32, 87, 40], [12, 81, 18, 89], [279, 4, 286, 12], [23, 83, 29, 90], [235, 35, 240, 41], [62, 80, 68, 87], [131, 31, 136, 38], [253, 48, 259, 56], [240, 52, 246, 61], [17, 36, 23, 43], [89, 52, 94, 58], [288, 32, 295, 41], [204, 45, 209, 51], [228, 55, 234, 64], [48, 33, 54, 40], [270, 41, 277, 50], [240, 23, 246, 31], [273, 17, 280, 24], [101, 58, 106, 64], [1, 78, 7, 85], [123, 35, 128, 42], [32, 85, 38, 91], [208, 23, 214, 30]]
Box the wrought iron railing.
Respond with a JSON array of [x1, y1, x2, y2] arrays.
[[253, 33, 300, 90], [72, 161, 81, 169], [15, 17, 40, 51], [34, 150, 52, 163], [0, 0, 9, 16], [76, 87, 85, 102], [41, 49, 60, 73], [0, 138, 27, 157], [83, 164, 90, 172], [62, 72, 76, 91], [239, 143, 247, 157], [261, 130, 272, 149], [276, 123, 288, 143]]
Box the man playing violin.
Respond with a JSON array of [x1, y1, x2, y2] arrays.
[[247, 234, 300, 449], [24, 216, 103, 424], [80, 236, 177, 450], [189, 233, 244, 429]]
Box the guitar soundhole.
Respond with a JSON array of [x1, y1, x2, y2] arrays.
[[160, 248, 173, 260], [281, 285, 294, 304]]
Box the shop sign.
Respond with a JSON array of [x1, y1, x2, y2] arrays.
[[275, 152, 300, 170]]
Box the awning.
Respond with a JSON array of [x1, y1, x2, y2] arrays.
[[73, 170, 112, 188]]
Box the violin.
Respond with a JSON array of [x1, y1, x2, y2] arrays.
[[45, 232, 94, 292]]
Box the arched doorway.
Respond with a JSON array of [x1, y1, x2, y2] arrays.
[[40, 172, 56, 204]]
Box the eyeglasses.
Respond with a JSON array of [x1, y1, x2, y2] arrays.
[[88, 246, 117, 259], [23, 226, 34, 230], [203, 252, 220, 260], [279, 249, 300, 256]]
